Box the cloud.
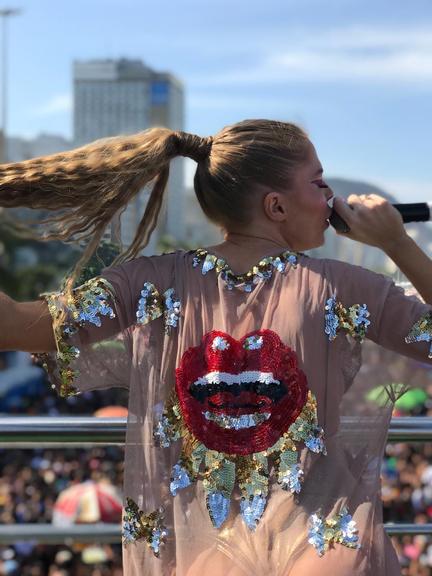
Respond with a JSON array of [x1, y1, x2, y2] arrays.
[[34, 94, 72, 116], [194, 26, 432, 87]]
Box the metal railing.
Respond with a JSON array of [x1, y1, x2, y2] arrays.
[[0, 522, 429, 545], [0, 416, 430, 543], [1, 416, 432, 446]]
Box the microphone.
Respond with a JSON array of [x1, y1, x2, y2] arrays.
[[328, 200, 432, 233]]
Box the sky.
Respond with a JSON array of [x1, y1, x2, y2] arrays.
[[5, 0, 432, 200]]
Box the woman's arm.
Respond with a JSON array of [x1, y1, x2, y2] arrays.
[[383, 235, 432, 305], [333, 194, 432, 305], [0, 291, 56, 352]]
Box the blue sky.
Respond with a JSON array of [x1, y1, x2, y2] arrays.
[[6, 0, 432, 200]]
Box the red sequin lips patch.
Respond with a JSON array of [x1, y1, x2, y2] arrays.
[[175, 329, 308, 455]]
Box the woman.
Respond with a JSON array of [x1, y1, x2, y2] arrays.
[[0, 119, 431, 575]]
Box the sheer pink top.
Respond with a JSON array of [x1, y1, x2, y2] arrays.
[[37, 248, 432, 576]]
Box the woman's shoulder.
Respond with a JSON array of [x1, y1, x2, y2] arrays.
[[303, 253, 388, 279], [300, 254, 394, 299], [111, 248, 190, 271], [101, 249, 190, 295]]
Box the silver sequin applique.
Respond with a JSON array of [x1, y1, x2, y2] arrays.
[[192, 248, 300, 292], [308, 507, 360, 556], [406, 312, 432, 357], [324, 295, 370, 342], [35, 277, 117, 397], [123, 497, 167, 557], [136, 282, 181, 334]]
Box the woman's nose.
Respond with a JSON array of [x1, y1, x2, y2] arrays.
[[324, 185, 334, 202]]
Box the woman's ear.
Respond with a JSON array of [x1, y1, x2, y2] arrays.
[[263, 191, 288, 222]]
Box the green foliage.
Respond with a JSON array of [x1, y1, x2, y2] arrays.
[[14, 264, 62, 300], [0, 214, 76, 299], [69, 242, 121, 288]]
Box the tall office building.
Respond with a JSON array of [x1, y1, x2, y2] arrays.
[[73, 58, 185, 252]]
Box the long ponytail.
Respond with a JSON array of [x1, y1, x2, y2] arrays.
[[0, 127, 212, 293]]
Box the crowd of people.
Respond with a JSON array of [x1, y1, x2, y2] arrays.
[[0, 351, 126, 575], [382, 412, 432, 574], [0, 343, 431, 575]]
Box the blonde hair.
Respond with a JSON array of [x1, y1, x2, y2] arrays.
[[0, 119, 309, 294]]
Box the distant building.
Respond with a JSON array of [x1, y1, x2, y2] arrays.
[[5, 134, 74, 251], [7, 133, 72, 163], [73, 58, 185, 253]]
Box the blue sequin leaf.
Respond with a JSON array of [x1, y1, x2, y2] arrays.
[[163, 288, 181, 333], [170, 463, 192, 496], [206, 491, 231, 528], [308, 513, 326, 556], [339, 509, 360, 545], [240, 495, 266, 531], [271, 257, 286, 273], [202, 255, 217, 274], [150, 528, 168, 556], [324, 296, 339, 341], [153, 415, 180, 448], [279, 462, 304, 493], [305, 433, 327, 454], [136, 282, 164, 325]]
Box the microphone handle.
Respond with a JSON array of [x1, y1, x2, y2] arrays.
[[329, 202, 432, 232], [393, 203, 431, 223]]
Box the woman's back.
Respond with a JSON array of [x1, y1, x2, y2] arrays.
[[33, 247, 431, 575]]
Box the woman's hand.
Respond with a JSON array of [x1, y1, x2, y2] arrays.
[[333, 193, 432, 303], [333, 194, 408, 252]]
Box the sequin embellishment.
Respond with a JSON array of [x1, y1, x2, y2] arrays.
[[406, 312, 432, 357], [154, 329, 327, 533], [136, 282, 181, 334], [123, 497, 167, 557], [308, 507, 360, 556], [35, 277, 116, 397], [192, 248, 300, 292], [324, 295, 370, 342], [243, 335, 264, 350], [212, 336, 230, 351]]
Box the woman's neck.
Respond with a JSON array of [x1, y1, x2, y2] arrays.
[[220, 232, 291, 253], [204, 234, 294, 274]]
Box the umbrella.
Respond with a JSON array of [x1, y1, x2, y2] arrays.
[[394, 388, 428, 411], [52, 480, 122, 525], [94, 406, 128, 417], [81, 546, 109, 564]]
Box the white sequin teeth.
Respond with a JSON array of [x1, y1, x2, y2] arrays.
[[203, 411, 271, 430], [193, 370, 280, 387]]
